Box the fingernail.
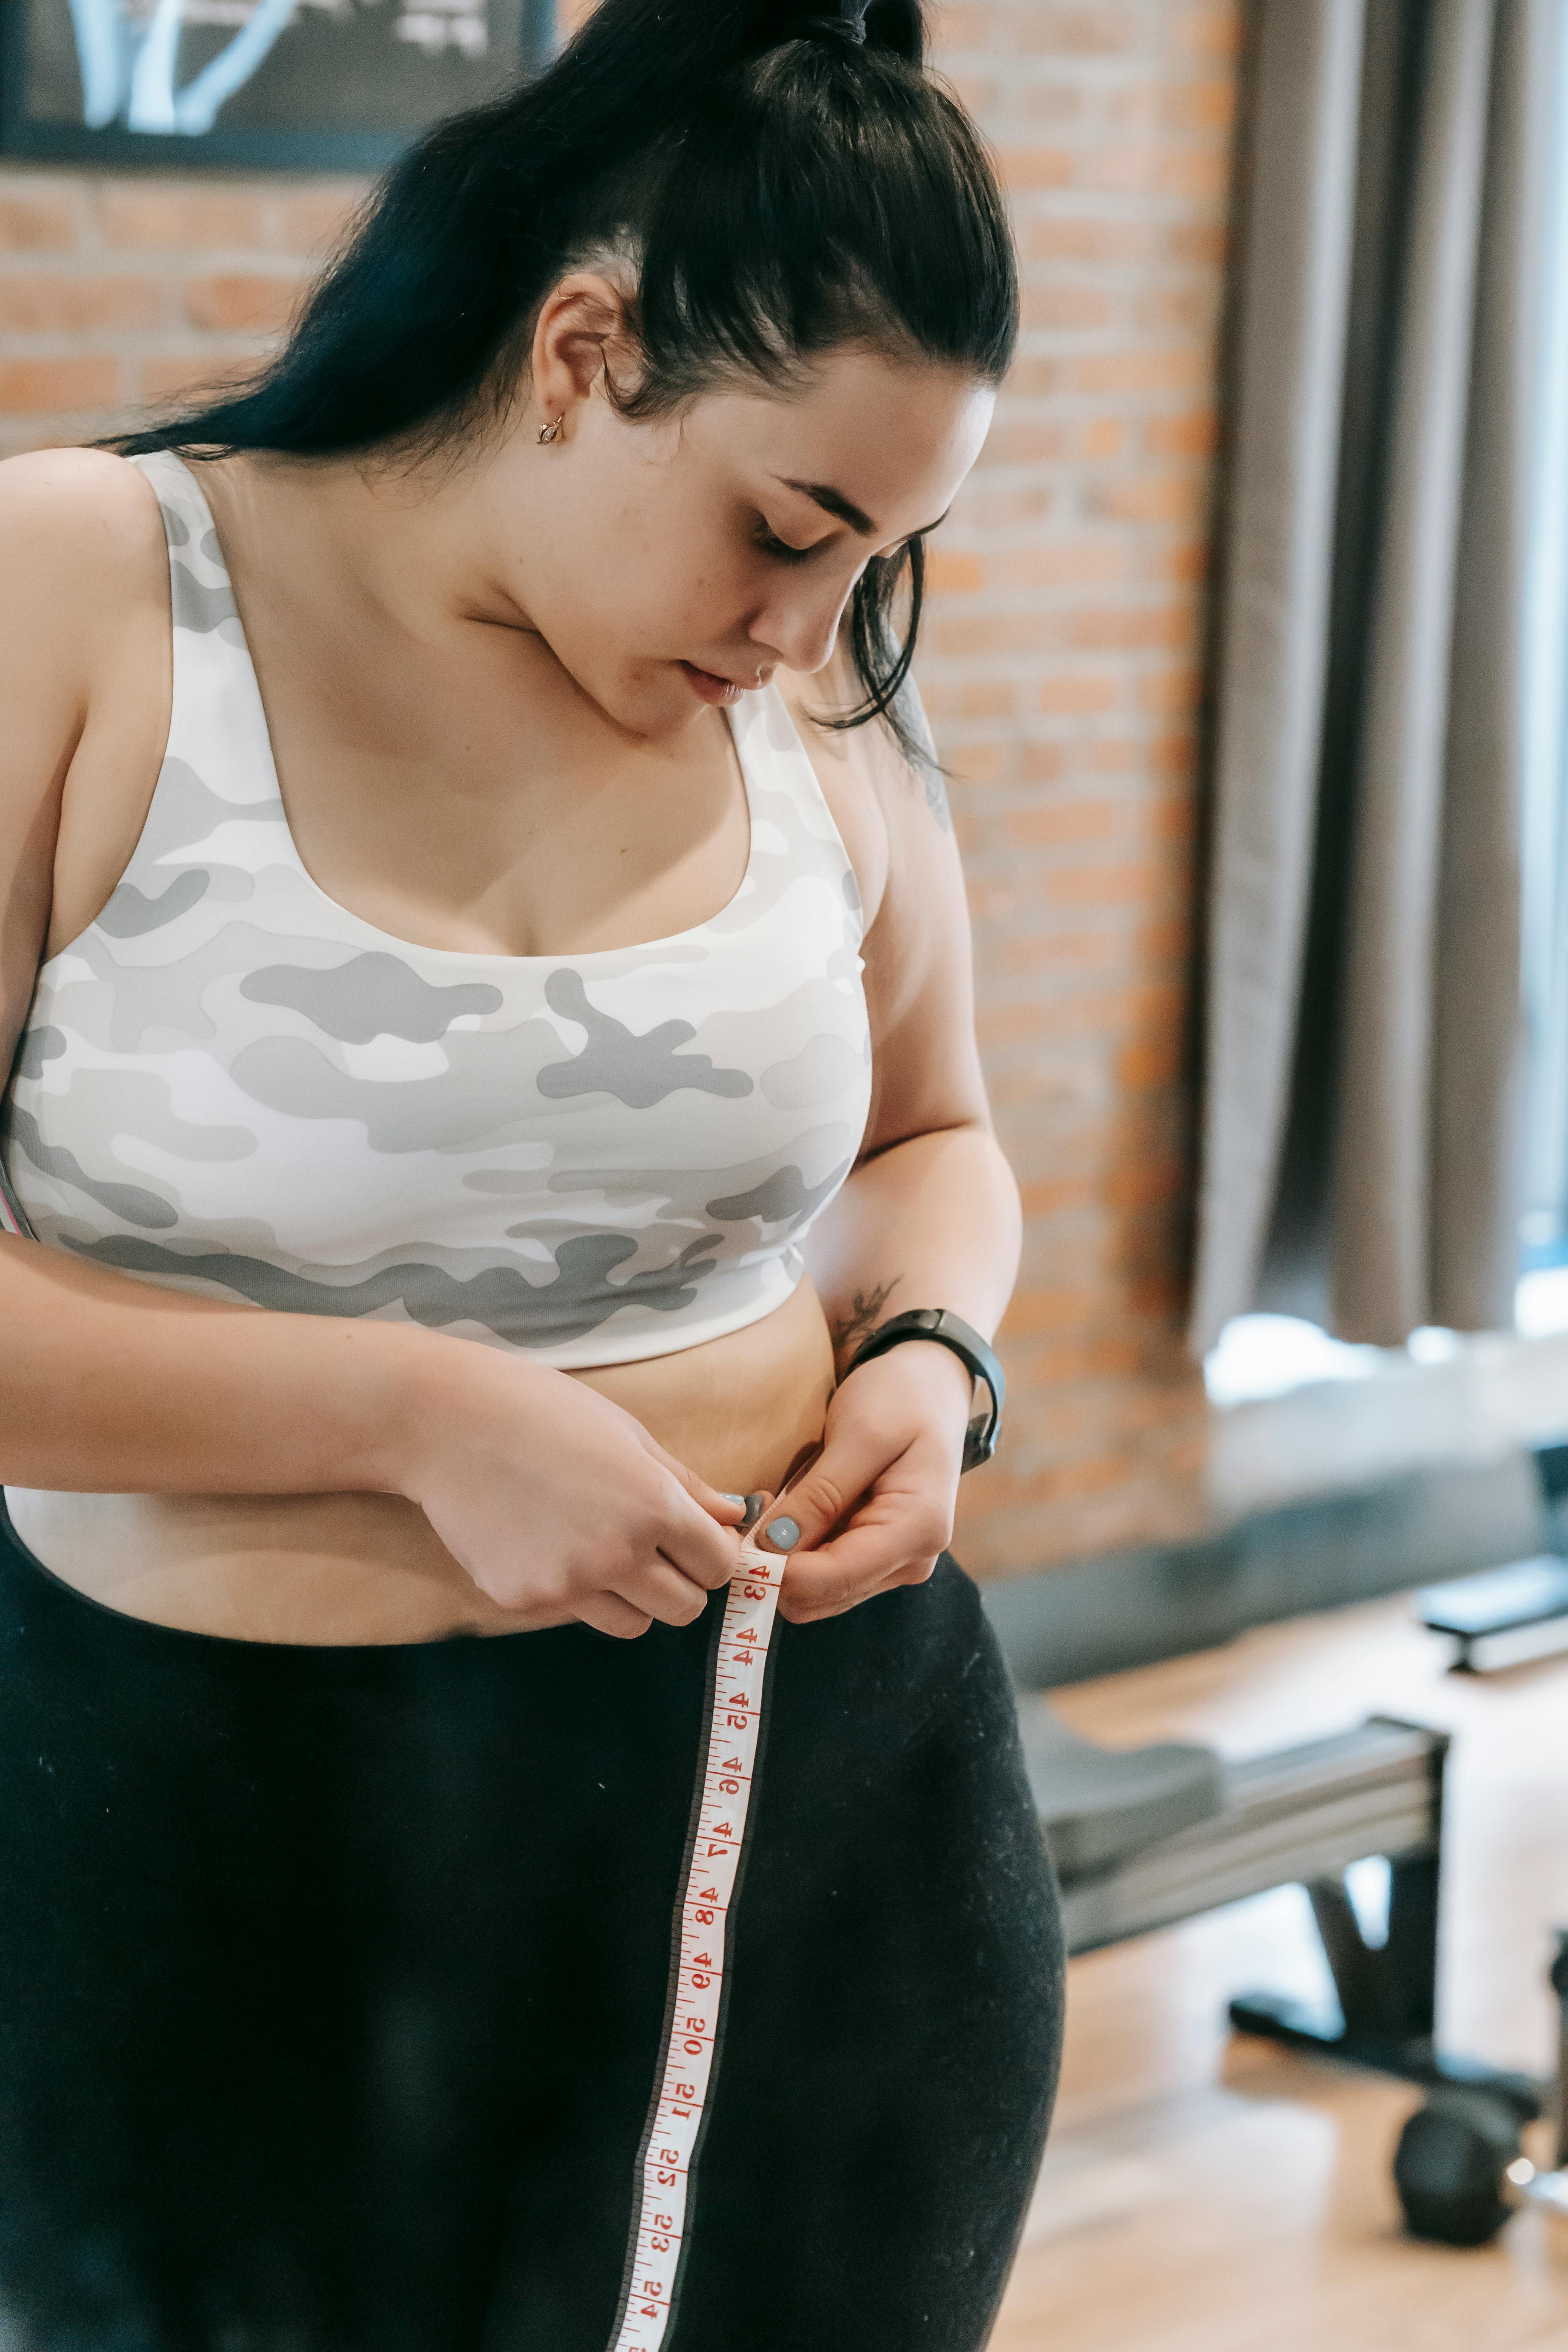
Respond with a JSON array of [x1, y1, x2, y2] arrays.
[[719, 1494, 746, 1509], [765, 1515, 801, 1551], [741, 1494, 765, 1530]]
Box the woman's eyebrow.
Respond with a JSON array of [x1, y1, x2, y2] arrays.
[[774, 476, 952, 540]]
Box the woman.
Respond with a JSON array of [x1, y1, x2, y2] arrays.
[[0, 0, 1062, 2343]]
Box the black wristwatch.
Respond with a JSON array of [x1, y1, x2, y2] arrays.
[[841, 1309, 1005, 1473]]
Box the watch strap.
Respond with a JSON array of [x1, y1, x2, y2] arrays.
[[841, 1309, 1005, 1473]]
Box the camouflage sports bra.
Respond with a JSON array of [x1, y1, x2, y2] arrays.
[[0, 452, 872, 1368]]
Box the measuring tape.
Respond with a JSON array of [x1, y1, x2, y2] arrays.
[[606, 1514, 788, 2352]]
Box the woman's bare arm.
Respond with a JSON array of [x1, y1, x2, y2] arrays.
[[0, 454, 741, 1632], [776, 681, 1022, 1615], [805, 722, 1020, 1365]]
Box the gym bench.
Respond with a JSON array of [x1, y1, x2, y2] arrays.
[[1020, 1701, 1544, 2116]]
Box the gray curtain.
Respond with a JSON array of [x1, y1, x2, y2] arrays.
[[1189, 0, 1561, 1352]]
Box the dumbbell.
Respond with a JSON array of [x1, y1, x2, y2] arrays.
[[1394, 1931, 1568, 2247]]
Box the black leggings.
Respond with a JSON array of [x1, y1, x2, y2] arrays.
[[0, 1504, 1062, 2352]]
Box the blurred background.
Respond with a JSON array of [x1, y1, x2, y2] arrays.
[[4, 0, 1568, 2345]]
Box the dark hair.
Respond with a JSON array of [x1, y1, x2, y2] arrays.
[[114, 0, 1016, 759]]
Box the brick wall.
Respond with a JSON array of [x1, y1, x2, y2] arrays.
[[0, 0, 1242, 1580], [939, 0, 1240, 1576], [0, 174, 364, 455]]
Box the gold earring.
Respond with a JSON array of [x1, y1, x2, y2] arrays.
[[537, 416, 563, 445]]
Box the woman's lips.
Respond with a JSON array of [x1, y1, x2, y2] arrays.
[[679, 661, 748, 706]]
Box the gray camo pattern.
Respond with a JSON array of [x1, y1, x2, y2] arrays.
[[0, 452, 871, 1366]]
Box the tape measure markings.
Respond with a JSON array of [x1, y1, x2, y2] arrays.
[[606, 1528, 787, 2352]]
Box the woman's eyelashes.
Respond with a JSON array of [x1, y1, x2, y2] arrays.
[[752, 519, 818, 566], [751, 516, 918, 570]]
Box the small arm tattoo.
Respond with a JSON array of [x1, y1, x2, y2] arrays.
[[833, 1280, 902, 1357]]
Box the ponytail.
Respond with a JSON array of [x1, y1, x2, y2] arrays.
[[113, 0, 1015, 760]]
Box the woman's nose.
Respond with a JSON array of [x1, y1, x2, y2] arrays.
[[755, 581, 852, 676]]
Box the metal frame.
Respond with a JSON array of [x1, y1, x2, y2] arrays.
[[1057, 1714, 1546, 2118]]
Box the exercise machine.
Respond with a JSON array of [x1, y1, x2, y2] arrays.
[[1414, 1437, 1568, 1672], [1020, 1700, 1542, 2112]]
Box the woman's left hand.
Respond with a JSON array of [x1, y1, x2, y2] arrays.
[[756, 1343, 974, 1623]]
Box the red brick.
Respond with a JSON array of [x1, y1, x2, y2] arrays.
[[1024, 215, 1163, 265], [1143, 407, 1220, 459], [1000, 927, 1126, 975], [996, 147, 1077, 191], [136, 350, 261, 403], [932, 612, 1052, 659], [958, 679, 1018, 719], [277, 185, 365, 258], [1172, 0, 1245, 57], [1138, 791, 1198, 844], [925, 546, 985, 595], [1091, 470, 1211, 527], [949, 742, 1009, 789], [938, 2, 1008, 47], [0, 355, 118, 414], [0, 186, 79, 251], [1013, 82, 1091, 128], [1165, 74, 1239, 133], [1003, 1287, 1103, 1337], [1004, 800, 1118, 849], [100, 185, 269, 249], [1018, 1176, 1098, 1217], [1048, 346, 1213, 397], [1106, 1160, 1187, 1209], [985, 539, 1133, 591], [1020, 283, 1114, 334], [1085, 139, 1233, 203], [1036, 3, 1140, 53], [183, 273, 301, 332], [1067, 603, 1198, 652], [1137, 283, 1223, 337], [1118, 1037, 1185, 1089], [1137, 661, 1204, 715], [1042, 857, 1180, 909], [1018, 741, 1065, 783], [0, 273, 163, 334], [1165, 220, 1230, 269], [1034, 671, 1120, 716], [1009, 1336, 1146, 1384]]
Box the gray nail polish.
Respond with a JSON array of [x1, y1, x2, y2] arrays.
[[766, 1515, 802, 1551], [741, 1494, 764, 1530], [719, 1494, 746, 1508]]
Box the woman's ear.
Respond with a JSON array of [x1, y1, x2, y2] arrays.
[[528, 272, 636, 438]]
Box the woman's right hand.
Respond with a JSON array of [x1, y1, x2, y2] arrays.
[[393, 1338, 745, 1638]]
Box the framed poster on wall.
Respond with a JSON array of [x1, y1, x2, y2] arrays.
[[0, 0, 557, 171]]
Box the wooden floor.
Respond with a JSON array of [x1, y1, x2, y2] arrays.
[[991, 1591, 1568, 2352]]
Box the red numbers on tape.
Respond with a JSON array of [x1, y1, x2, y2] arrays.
[[605, 1532, 786, 2352]]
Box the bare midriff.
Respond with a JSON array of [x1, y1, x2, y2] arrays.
[[5, 1276, 835, 1646]]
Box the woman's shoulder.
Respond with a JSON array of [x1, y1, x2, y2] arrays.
[[0, 448, 174, 980], [776, 656, 953, 938], [0, 443, 164, 564], [776, 655, 903, 930], [0, 446, 168, 675]]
